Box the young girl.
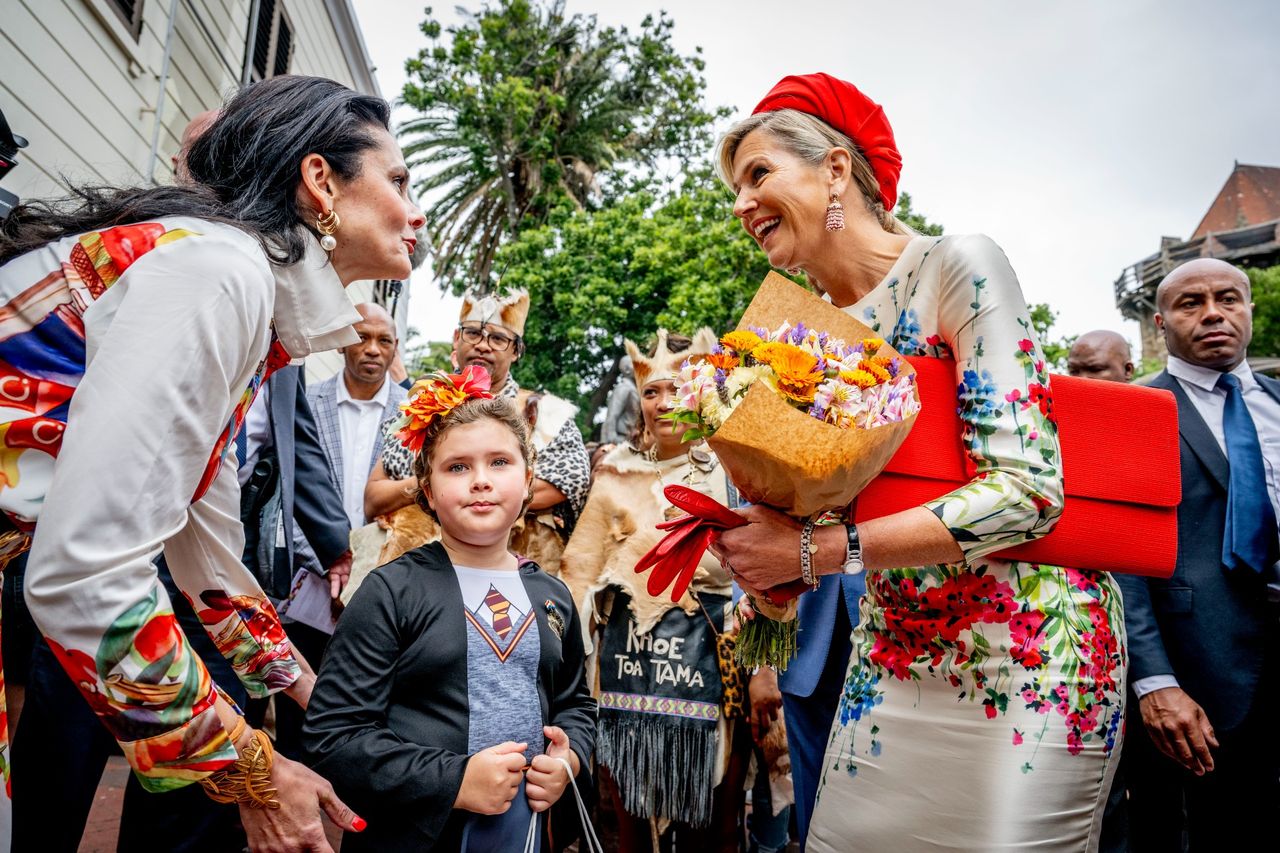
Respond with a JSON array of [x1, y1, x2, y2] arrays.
[[304, 366, 595, 852]]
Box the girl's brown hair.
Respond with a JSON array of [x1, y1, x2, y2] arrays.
[[410, 396, 535, 521]]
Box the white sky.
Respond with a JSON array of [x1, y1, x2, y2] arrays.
[[349, 0, 1280, 352]]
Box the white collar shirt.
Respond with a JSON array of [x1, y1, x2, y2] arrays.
[[335, 374, 391, 527]]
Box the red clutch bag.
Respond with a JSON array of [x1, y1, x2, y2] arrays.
[[637, 357, 1180, 603], [856, 357, 1179, 578]]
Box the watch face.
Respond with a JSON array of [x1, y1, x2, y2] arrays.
[[843, 558, 865, 576]]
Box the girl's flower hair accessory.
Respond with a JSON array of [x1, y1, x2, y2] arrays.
[[393, 364, 494, 453]]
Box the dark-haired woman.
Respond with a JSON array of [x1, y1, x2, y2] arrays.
[[0, 74, 423, 850]]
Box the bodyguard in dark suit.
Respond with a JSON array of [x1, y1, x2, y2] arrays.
[[238, 364, 352, 759], [1115, 259, 1279, 851], [240, 364, 351, 601]]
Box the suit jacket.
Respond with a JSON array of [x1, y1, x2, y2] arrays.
[[1115, 369, 1279, 732], [305, 373, 407, 497], [303, 542, 596, 851], [249, 367, 350, 597], [778, 573, 864, 699]]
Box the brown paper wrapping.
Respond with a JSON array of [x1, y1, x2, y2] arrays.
[[707, 272, 919, 518]]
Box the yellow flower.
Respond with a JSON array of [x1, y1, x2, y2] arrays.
[[770, 346, 823, 404], [860, 358, 891, 383], [720, 330, 764, 355], [862, 337, 886, 352], [839, 368, 878, 389], [752, 341, 805, 366]]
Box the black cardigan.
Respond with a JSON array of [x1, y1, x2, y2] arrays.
[[303, 541, 597, 851]]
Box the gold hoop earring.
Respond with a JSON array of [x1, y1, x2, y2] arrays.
[[316, 209, 340, 252]]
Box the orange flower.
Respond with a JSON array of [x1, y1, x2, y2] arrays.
[[770, 346, 823, 404], [839, 368, 878, 389], [396, 365, 494, 452], [860, 358, 891, 383], [752, 341, 803, 366], [721, 330, 764, 354], [705, 351, 741, 371]]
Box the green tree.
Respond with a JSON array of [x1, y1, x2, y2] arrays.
[[1028, 303, 1077, 371], [895, 191, 943, 236], [497, 172, 772, 430], [401, 330, 454, 378], [400, 0, 724, 294], [1247, 264, 1280, 358]]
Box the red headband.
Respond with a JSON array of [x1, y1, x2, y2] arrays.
[[752, 72, 901, 211]]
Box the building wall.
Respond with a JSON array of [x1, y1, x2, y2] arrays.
[[1, 0, 394, 382]]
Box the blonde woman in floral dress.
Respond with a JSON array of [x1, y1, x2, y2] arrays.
[[711, 73, 1125, 851]]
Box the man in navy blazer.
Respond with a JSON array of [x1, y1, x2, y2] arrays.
[[775, 571, 865, 847], [1116, 259, 1279, 851]]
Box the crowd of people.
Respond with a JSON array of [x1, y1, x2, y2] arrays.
[[0, 68, 1273, 853]]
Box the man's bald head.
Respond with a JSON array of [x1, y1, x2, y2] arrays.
[[172, 109, 221, 184], [1067, 330, 1134, 383], [355, 302, 394, 328], [1154, 258, 1253, 371], [1155, 258, 1250, 314]]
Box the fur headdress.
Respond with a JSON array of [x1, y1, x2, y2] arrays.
[[459, 289, 530, 337], [624, 328, 719, 387]]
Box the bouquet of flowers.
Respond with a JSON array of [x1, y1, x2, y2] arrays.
[[635, 272, 922, 670]]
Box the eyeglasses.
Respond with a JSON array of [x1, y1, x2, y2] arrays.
[[458, 324, 518, 352]]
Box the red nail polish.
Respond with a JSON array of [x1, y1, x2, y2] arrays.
[[352, 817, 367, 832]]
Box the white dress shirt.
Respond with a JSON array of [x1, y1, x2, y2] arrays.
[[1132, 355, 1280, 699], [336, 375, 390, 527], [238, 383, 273, 486]]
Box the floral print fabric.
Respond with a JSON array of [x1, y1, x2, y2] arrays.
[[807, 235, 1126, 852]]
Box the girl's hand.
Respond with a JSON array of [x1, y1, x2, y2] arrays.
[[525, 726, 578, 813], [455, 742, 527, 814]]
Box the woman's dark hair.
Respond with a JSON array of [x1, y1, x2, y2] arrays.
[[0, 75, 390, 266]]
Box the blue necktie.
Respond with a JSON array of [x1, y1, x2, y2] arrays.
[[1217, 373, 1279, 573]]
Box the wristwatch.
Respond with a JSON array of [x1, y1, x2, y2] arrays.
[[842, 522, 864, 575]]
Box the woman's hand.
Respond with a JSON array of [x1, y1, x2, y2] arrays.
[[712, 505, 845, 592], [454, 742, 527, 814], [525, 726, 580, 812], [240, 751, 364, 852]]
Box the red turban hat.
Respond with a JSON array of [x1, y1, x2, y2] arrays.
[[752, 73, 901, 211]]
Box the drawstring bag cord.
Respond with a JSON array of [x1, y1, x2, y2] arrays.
[[523, 757, 603, 853]]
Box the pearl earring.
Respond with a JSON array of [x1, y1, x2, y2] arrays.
[[316, 209, 340, 252]]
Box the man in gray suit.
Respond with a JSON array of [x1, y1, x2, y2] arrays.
[[1117, 258, 1279, 851], [306, 302, 407, 538]]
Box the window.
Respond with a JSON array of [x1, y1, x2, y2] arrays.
[[249, 0, 293, 81], [107, 0, 145, 39]]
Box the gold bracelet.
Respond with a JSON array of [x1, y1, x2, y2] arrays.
[[199, 728, 280, 809]]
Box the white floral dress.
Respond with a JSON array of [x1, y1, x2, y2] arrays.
[[807, 235, 1126, 852]]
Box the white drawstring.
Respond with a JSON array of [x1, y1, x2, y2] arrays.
[[522, 757, 603, 853]]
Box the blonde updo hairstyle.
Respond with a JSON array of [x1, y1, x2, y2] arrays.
[[411, 396, 536, 522], [715, 108, 912, 236]]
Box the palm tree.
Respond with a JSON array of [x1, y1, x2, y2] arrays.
[[398, 0, 720, 294]]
